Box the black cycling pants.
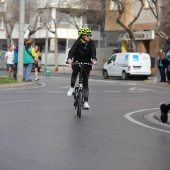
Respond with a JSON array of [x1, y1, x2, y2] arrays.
[[71, 65, 91, 102]]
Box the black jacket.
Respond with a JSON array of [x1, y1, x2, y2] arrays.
[[68, 38, 97, 63], [163, 37, 170, 53]]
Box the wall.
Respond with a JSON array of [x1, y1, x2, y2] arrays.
[[105, 0, 132, 31], [41, 48, 113, 70]]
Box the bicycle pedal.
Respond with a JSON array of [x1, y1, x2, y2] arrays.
[[83, 107, 89, 110]]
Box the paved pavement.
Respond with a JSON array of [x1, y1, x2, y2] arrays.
[[0, 69, 169, 126]]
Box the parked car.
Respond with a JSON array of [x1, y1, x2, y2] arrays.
[[103, 52, 151, 80]]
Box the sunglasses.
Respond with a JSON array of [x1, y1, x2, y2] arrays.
[[86, 34, 92, 37]]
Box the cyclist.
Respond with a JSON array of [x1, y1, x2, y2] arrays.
[[67, 27, 97, 109]]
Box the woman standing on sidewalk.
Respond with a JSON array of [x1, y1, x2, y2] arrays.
[[158, 58, 166, 82], [165, 50, 170, 84], [23, 39, 34, 81]]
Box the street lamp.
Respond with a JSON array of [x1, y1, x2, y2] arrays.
[[44, 2, 51, 77], [17, 0, 25, 82]]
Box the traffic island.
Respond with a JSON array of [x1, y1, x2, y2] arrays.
[[0, 82, 34, 89], [144, 110, 170, 126]]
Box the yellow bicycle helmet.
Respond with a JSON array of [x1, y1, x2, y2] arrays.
[[78, 27, 92, 36]]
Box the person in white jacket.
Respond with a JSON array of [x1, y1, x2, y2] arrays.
[[5, 45, 14, 78]]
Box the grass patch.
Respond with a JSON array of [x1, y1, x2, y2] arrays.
[[0, 77, 17, 84]]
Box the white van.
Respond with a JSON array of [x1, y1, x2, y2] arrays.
[[103, 53, 151, 80]]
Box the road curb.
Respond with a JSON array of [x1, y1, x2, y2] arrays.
[[154, 110, 170, 125], [145, 111, 170, 126], [0, 82, 34, 89], [144, 80, 170, 87]]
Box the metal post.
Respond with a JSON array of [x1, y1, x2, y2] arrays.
[[45, 23, 48, 67], [17, 0, 25, 82], [45, 3, 49, 75]]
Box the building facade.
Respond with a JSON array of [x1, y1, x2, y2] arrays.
[[105, 0, 170, 75], [0, 0, 108, 68], [0, 0, 104, 49]]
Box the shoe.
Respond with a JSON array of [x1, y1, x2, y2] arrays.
[[24, 79, 32, 82], [67, 87, 74, 96], [35, 77, 39, 81], [159, 102, 168, 123], [83, 102, 90, 110]]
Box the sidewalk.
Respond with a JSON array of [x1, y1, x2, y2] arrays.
[[144, 76, 170, 87]]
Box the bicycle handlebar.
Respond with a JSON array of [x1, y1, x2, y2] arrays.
[[66, 61, 93, 66], [72, 61, 93, 66]]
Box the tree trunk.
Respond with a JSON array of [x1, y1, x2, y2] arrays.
[[54, 29, 58, 71]]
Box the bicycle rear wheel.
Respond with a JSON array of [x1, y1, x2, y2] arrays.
[[77, 91, 83, 118]]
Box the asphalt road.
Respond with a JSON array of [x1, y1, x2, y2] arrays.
[[0, 71, 170, 170]]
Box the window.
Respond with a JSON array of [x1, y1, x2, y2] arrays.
[[144, 0, 154, 8], [108, 55, 116, 64], [110, 0, 121, 11], [58, 39, 66, 53], [0, 0, 5, 2], [0, 16, 4, 29]]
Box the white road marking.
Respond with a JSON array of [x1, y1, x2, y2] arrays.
[[124, 108, 170, 134], [47, 91, 66, 93], [128, 91, 145, 93], [18, 91, 37, 93], [0, 99, 37, 104], [129, 87, 156, 92], [60, 86, 71, 89], [101, 91, 121, 93]]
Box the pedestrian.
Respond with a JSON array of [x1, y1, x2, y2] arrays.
[[158, 50, 166, 82], [165, 50, 170, 84], [33, 44, 41, 81], [13, 41, 18, 80], [4, 45, 14, 78], [67, 27, 97, 110], [23, 39, 38, 82]]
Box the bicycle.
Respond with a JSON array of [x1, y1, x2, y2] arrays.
[[69, 61, 92, 118]]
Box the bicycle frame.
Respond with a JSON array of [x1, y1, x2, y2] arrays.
[[72, 61, 92, 118]]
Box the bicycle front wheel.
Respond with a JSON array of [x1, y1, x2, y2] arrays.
[[77, 91, 83, 118]]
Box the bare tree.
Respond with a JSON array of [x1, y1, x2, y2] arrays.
[[111, 0, 145, 52], [64, 0, 105, 31], [147, 0, 168, 39], [45, 0, 66, 71], [26, 1, 47, 38], [3, 0, 19, 45]]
